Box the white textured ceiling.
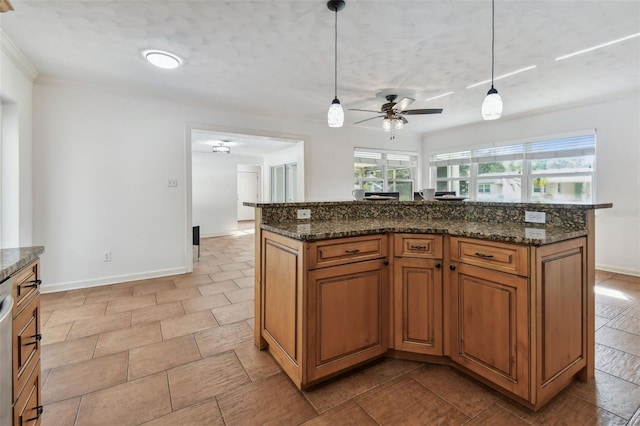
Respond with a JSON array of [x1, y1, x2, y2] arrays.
[[1, 0, 639, 133], [191, 129, 300, 155]]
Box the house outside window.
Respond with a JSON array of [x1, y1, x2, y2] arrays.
[[429, 132, 595, 203], [355, 148, 418, 201]]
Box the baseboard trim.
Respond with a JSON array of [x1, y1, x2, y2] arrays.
[[40, 267, 188, 294], [596, 264, 640, 278]]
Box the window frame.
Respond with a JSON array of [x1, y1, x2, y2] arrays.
[[354, 148, 419, 201]]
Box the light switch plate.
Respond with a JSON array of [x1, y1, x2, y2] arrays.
[[167, 178, 178, 187], [297, 209, 311, 219], [525, 211, 546, 223]]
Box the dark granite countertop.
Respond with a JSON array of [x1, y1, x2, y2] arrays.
[[246, 201, 613, 210], [0, 247, 45, 282], [261, 219, 586, 246]]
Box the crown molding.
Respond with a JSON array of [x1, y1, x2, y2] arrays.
[[0, 29, 39, 81]]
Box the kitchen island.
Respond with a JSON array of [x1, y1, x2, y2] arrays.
[[247, 200, 611, 411]]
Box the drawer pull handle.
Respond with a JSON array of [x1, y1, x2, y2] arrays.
[[410, 245, 427, 250], [345, 249, 361, 254], [26, 405, 44, 422], [24, 334, 43, 346], [435, 263, 441, 269], [474, 253, 494, 259], [22, 279, 42, 289]]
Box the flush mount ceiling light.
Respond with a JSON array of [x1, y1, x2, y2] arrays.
[[212, 143, 231, 154], [143, 50, 182, 69], [481, 0, 502, 121], [327, 0, 345, 128]]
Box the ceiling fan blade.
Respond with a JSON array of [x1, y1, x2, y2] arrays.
[[349, 109, 383, 113], [353, 116, 384, 125], [401, 116, 408, 124], [400, 108, 443, 115], [394, 97, 415, 111]]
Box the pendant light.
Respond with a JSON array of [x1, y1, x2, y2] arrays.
[[482, 0, 503, 120], [327, 0, 345, 128]]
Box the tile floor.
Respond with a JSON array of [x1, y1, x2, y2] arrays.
[[39, 223, 640, 425]]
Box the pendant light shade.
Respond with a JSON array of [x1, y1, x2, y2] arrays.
[[482, 0, 502, 120], [327, 0, 345, 128]]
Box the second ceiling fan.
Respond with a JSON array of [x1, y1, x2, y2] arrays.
[[350, 94, 443, 130]]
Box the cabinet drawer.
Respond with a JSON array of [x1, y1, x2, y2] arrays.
[[13, 360, 42, 426], [13, 294, 41, 402], [450, 237, 529, 276], [307, 235, 387, 269], [12, 260, 40, 316], [394, 234, 443, 258]]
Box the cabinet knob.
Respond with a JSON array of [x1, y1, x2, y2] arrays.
[[383, 261, 389, 266], [449, 265, 456, 271], [435, 263, 441, 269]]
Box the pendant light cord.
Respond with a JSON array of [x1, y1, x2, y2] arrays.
[[334, 6, 338, 99], [491, 0, 495, 89]]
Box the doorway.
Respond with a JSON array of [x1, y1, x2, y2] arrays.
[[237, 167, 260, 221]]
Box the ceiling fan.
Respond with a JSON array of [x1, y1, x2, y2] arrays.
[[349, 95, 443, 129]]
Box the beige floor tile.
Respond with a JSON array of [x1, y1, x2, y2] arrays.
[[218, 373, 317, 425], [141, 398, 224, 426], [128, 334, 201, 380], [41, 309, 53, 327], [224, 287, 254, 303], [246, 318, 254, 330], [132, 279, 176, 296], [627, 304, 640, 320], [233, 342, 281, 381], [465, 404, 530, 425], [42, 352, 128, 404], [210, 270, 246, 282], [41, 322, 72, 345], [410, 364, 499, 417], [66, 311, 132, 340], [212, 299, 254, 324], [189, 265, 223, 276], [596, 302, 627, 319], [173, 274, 213, 288], [41, 335, 98, 371], [46, 303, 107, 327], [40, 294, 87, 313], [241, 268, 255, 276], [181, 293, 230, 314], [566, 369, 640, 420], [595, 344, 640, 385], [94, 322, 162, 358], [498, 392, 627, 425], [167, 352, 250, 411], [596, 270, 617, 283], [83, 286, 134, 305], [76, 372, 171, 425], [131, 301, 185, 326], [595, 315, 609, 331], [232, 276, 255, 288], [232, 255, 254, 263], [301, 401, 377, 426], [356, 376, 469, 425], [195, 321, 253, 357], [607, 314, 640, 335], [198, 280, 240, 296], [104, 294, 157, 315], [596, 326, 640, 357], [218, 262, 251, 272], [161, 310, 218, 340], [155, 286, 201, 304], [42, 396, 81, 426]]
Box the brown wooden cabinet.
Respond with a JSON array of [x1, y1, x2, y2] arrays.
[[11, 260, 43, 426], [259, 231, 389, 389], [393, 234, 443, 355]]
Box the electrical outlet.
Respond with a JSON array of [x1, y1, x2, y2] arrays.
[[297, 209, 311, 219], [525, 211, 546, 224], [167, 178, 178, 187], [103, 251, 112, 262]]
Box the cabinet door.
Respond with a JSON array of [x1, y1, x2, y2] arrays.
[[13, 294, 41, 402], [394, 257, 443, 355], [13, 361, 42, 426], [306, 259, 389, 383], [450, 263, 529, 399]]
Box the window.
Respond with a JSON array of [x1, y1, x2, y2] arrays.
[[430, 132, 595, 203], [270, 162, 297, 202], [354, 148, 418, 201]]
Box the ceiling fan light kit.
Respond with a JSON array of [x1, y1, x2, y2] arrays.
[[212, 143, 231, 154], [482, 0, 503, 120], [327, 0, 346, 128]]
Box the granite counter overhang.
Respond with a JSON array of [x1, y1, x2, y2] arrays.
[[261, 219, 586, 246], [0, 246, 45, 282]]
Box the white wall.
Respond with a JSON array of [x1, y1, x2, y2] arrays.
[[33, 79, 423, 291], [422, 92, 640, 275], [0, 34, 36, 248], [192, 152, 261, 237]]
